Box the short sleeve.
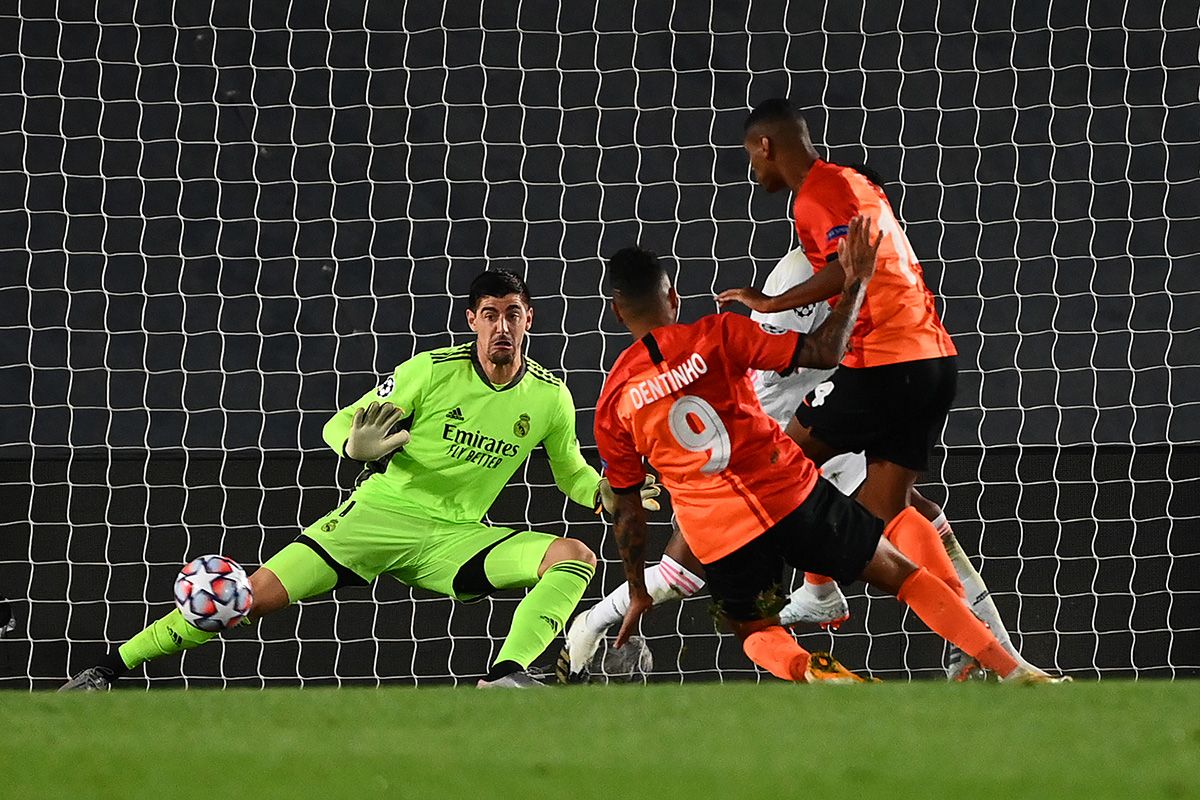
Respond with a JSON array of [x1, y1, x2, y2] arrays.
[[593, 388, 646, 492], [718, 313, 801, 375], [794, 177, 860, 265]]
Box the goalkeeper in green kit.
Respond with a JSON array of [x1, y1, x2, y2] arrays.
[[62, 270, 660, 690]]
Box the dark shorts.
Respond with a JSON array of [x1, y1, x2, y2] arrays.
[[703, 478, 884, 621], [794, 356, 957, 472]]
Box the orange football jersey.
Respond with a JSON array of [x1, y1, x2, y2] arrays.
[[595, 313, 820, 564], [793, 160, 956, 368]]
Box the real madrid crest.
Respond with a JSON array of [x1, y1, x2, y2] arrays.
[[513, 413, 531, 437]]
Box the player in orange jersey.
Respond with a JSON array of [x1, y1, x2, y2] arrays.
[[596, 217, 1056, 683], [718, 98, 1054, 679]]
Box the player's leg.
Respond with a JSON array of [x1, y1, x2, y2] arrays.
[[784, 383, 872, 611], [856, 460, 965, 598], [838, 357, 966, 598], [859, 535, 1026, 678], [910, 488, 1047, 677], [60, 531, 350, 690], [558, 522, 704, 682], [483, 534, 596, 684], [579, 521, 705, 633], [423, 525, 595, 686], [789, 479, 1027, 680], [706, 530, 865, 684], [112, 553, 327, 673], [61, 499, 383, 690], [780, 451, 864, 629], [862, 536, 1064, 681]]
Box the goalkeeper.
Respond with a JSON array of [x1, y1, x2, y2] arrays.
[[62, 270, 659, 690]]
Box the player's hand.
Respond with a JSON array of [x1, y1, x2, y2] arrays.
[[615, 586, 653, 649], [344, 401, 411, 462], [715, 286, 773, 312], [836, 214, 883, 289], [596, 475, 662, 515]]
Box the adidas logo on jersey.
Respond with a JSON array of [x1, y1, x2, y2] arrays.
[[445, 407, 465, 421]]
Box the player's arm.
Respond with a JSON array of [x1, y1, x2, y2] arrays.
[[717, 260, 844, 315], [593, 389, 658, 647], [611, 489, 652, 648], [321, 353, 431, 460], [789, 215, 881, 369], [719, 188, 860, 314], [542, 383, 605, 508], [544, 383, 662, 512], [723, 216, 880, 372]]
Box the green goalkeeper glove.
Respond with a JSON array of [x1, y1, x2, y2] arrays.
[[596, 475, 662, 515], [344, 401, 412, 462]]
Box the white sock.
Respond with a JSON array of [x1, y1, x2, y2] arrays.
[[802, 576, 839, 600], [936, 514, 1028, 666], [584, 555, 705, 634]]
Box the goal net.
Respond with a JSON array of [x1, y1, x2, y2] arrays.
[[3, 1, 1198, 687]]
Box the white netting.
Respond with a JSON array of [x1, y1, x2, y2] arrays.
[[3, 1, 1198, 687]]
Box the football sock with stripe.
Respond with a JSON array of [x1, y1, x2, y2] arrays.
[[896, 567, 1019, 678], [742, 626, 811, 682], [884, 507, 966, 598], [492, 559, 595, 673], [117, 608, 218, 671], [584, 554, 703, 633], [935, 514, 1025, 665]]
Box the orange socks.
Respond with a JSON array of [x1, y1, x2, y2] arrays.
[[804, 572, 834, 586], [885, 507, 966, 598], [742, 626, 811, 682], [898, 567, 1019, 677]]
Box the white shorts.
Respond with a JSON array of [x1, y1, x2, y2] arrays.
[[820, 451, 868, 496]]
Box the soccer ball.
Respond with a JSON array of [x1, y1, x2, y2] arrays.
[[591, 636, 654, 683], [174, 555, 253, 632]]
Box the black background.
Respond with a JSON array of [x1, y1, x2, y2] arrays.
[[1, 0, 1197, 687]]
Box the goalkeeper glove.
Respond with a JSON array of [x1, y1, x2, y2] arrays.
[[344, 401, 412, 462], [596, 475, 662, 515]]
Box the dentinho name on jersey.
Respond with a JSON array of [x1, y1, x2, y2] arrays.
[[442, 423, 520, 469], [627, 353, 708, 409]]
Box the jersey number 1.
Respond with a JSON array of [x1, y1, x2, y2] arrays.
[[668, 396, 731, 474]]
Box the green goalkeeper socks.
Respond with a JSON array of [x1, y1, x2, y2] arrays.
[[117, 608, 217, 671], [492, 559, 594, 672]]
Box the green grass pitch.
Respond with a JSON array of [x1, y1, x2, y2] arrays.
[[3, 681, 1197, 799]]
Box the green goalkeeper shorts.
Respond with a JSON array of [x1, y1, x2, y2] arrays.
[[261, 497, 558, 603]]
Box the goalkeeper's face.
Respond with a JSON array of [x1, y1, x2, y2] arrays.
[[467, 293, 533, 367]]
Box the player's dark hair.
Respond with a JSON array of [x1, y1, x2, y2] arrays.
[[744, 97, 806, 132], [467, 269, 530, 310], [607, 247, 668, 310]]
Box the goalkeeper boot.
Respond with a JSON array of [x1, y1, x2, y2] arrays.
[[779, 583, 850, 630], [58, 666, 116, 692], [477, 670, 547, 689], [803, 652, 878, 684], [556, 608, 604, 685]]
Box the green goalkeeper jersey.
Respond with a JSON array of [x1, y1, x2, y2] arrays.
[[321, 343, 602, 524]]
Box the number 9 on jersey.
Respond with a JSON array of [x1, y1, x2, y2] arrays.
[[668, 395, 731, 474]]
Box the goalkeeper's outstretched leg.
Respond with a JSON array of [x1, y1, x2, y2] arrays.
[[59, 546, 332, 691]]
